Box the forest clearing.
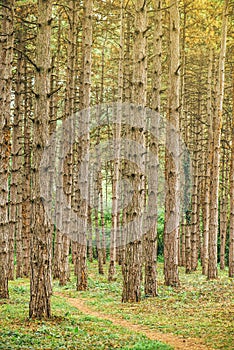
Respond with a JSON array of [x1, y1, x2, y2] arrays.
[[0, 0, 234, 349]]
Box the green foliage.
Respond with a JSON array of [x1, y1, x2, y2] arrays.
[[94, 205, 165, 259], [122, 340, 172, 350], [157, 209, 164, 257]]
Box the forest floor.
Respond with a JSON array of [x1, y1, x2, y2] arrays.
[[0, 261, 233, 349], [54, 261, 233, 350], [59, 292, 212, 350]]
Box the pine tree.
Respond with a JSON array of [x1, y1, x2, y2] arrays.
[[0, 0, 14, 299], [164, 0, 180, 287], [29, 0, 53, 318]]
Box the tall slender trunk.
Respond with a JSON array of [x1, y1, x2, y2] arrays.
[[229, 71, 234, 278], [0, 0, 14, 298], [220, 146, 229, 270], [88, 199, 93, 262], [21, 76, 32, 278], [29, 0, 53, 318], [99, 177, 106, 265], [202, 48, 213, 275], [76, 0, 93, 290], [51, 13, 64, 282], [190, 116, 199, 271], [179, 0, 188, 269], [144, 0, 162, 297], [93, 174, 104, 275], [180, 217, 186, 267], [108, 0, 124, 282], [60, 0, 79, 284], [164, 0, 180, 286], [208, 0, 229, 279], [12, 31, 24, 279], [122, 0, 147, 303], [123, 12, 132, 103]]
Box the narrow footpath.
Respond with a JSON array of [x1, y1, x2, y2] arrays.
[[55, 293, 213, 350]]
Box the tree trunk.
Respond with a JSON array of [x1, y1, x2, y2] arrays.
[[122, 0, 147, 303], [58, 0, 79, 284], [87, 190, 93, 262], [190, 115, 199, 272], [21, 55, 32, 278], [219, 146, 229, 270], [179, 1, 186, 269], [13, 31, 24, 279], [94, 177, 104, 275], [208, 0, 229, 280], [99, 177, 106, 266], [29, 0, 53, 318], [0, 0, 14, 298], [9, 32, 25, 282], [76, 0, 93, 290], [180, 217, 186, 267], [123, 12, 132, 103], [229, 71, 234, 277], [164, 0, 180, 287], [202, 48, 213, 275], [144, 0, 162, 297], [108, 0, 124, 282]]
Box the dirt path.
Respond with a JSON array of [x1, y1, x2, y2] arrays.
[[55, 292, 213, 350]]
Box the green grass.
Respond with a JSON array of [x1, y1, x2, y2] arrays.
[[122, 340, 172, 350], [1, 261, 233, 349], [55, 261, 234, 350], [0, 278, 172, 350]]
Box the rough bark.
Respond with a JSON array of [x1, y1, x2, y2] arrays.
[[29, 0, 53, 318], [190, 114, 199, 272], [12, 31, 24, 279], [122, 0, 147, 303], [202, 48, 213, 276], [164, 0, 180, 287], [208, 0, 229, 280], [0, 0, 14, 298], [219, 146, 229, 270], [144, 0, 162, 297], [94, 176, 104, 275], [229, 71, 234, 277], [108, 0, 124, 282], [76, 0, 93, 290]]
